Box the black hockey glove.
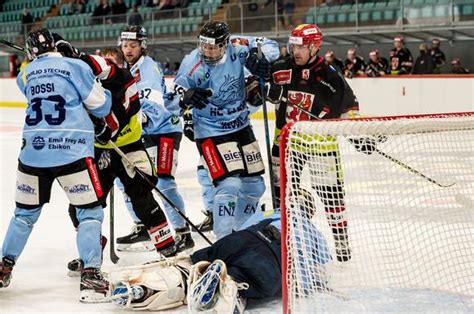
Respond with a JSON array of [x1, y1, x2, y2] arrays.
[[265, 82, 284, 104], [348, 137, 380, 155], [182, 108, 195, 142], [90, 115, 112, 145], [179, 88, 212, 110], [52, 33, 82, 59], [245, 75, 262, 107], [245, 48, 270, 80]]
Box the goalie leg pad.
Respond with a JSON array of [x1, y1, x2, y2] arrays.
[[188, 260, 248, 314], [109, 257, 191, 311]]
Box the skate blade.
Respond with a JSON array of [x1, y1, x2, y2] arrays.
[[116, 241, 155, 252], [79, 289, 110, 303]]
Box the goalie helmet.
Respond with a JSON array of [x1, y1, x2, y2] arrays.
[[120, 25, 147, 49], [26, 28, 55, 60], [288, 24, 323, 51], [198, 20, 230, 65]]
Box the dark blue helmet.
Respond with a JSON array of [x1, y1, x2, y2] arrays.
[[26, 28, 55, 60]]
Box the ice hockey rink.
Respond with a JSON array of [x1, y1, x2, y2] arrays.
[[1, 106, 473, 313]]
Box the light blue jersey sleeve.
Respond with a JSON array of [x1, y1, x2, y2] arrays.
[[230, 35, 280, 63], [132, 56, 181, 135]]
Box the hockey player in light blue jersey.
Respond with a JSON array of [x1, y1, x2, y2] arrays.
[[175, 21, 279, 239], [117, 25, 193, 252], [0, 29, 112, 303]]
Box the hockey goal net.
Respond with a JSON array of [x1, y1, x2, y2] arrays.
[[279, 112, 474, 313]]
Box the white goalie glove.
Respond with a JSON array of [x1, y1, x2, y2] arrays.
[[108, 256, 192, 311], [187, 259, 248, 314]]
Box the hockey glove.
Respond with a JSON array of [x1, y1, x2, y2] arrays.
[[90, 115, 112, 145], [265, 82, 284, 104], [245, 48, 271, 80], [245, 75, 262, 107], [182, 108, 195, 142], [348, 137, 378, 155], [53, 33, 82, 59], [179, 88, 212, 110]]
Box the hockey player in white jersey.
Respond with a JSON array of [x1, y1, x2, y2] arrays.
[[118, 25, 193, 252], [107, 190, 331, 312], [174, 20, 279, 239], [0, 28, 112, 302]]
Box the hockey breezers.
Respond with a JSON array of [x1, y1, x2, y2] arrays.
[[107, 141, 213, 246]]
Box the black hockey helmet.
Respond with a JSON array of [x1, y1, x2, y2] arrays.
[[120, 25, 147, 49], [198, 20, 230, 65], [26, 28, 55, 60]]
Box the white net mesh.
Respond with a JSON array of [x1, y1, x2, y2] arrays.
[[280, 113, 474, 313]]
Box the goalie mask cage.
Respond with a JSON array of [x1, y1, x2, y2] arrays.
[[279, 112, 474, 313]]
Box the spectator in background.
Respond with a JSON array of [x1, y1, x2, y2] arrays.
[[450, 58, 470, 74], [112, 0, 128, 23], [21, 8, 34, 34], [263, 0, 285, 27], [277, 45, 290, 61], [430, 38, 445, 74], [324, 50, 344, 73], [95, 49, 102, 56], [128, 4, 143, 25], [92, 0, 112, 24], [158, 0, 175, 10], [412, 43, 434, 75], [365, 49, 388, 77], [284, 1, 296, 26], [389, 36, 413, 75], [67, 0, 85, 15], [343, 48, 365, 78]]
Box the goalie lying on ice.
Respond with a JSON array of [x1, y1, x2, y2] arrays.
[[107, 190, 332, 313]]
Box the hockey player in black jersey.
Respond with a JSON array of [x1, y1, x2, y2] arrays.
[[267, 24, 359, 262], [52, 35, 180, 273]]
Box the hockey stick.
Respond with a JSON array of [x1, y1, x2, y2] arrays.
[[107, 140, 213, 245], [0, 39, 28, 54], [109, 187, 120, 264], [285, 101, 455, 188], [256, 38, 278, 209]]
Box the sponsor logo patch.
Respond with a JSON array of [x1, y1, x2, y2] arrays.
[[32, 136, 45, 150]]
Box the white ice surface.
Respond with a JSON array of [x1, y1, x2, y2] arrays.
[[1, 107, 473, 313]]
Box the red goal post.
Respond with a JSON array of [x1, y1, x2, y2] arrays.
[[279, 112, 474, 313]]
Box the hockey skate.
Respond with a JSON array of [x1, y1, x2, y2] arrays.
[[175, 226, 195, 253], [117, 224, 155, 252], [333, 228, 351, 262], [0, 257, 14, 288], [196, 212, 213, 233], [67, 235, 108, 277], [79, 268, 109, 303]]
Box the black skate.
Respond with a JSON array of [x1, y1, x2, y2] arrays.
[[117, 224, 154, 252], [175, 226, 195, 253], [196, 213, 213, 233], [333, 228, 351, 262], [67, 235, 107, 277], [80, 268, 109, 303], [0, 257, 14, 288]]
